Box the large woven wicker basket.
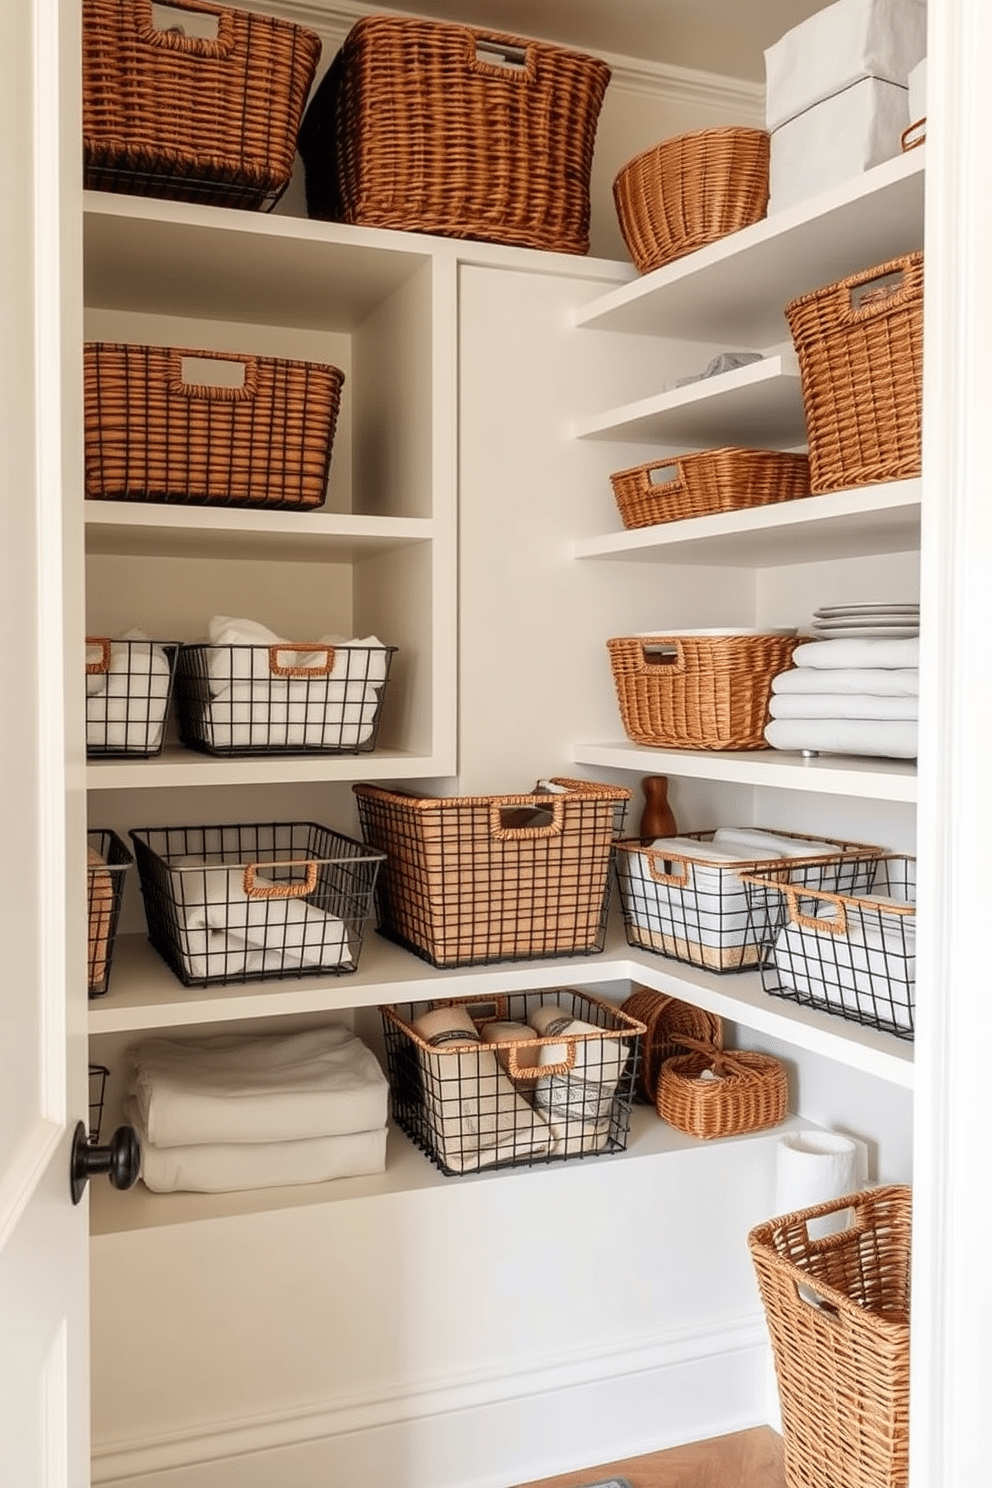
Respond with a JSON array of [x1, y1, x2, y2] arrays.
[[353, 777, 630, 968], [84, 343, 344, 509], [749, 1185, 911, 1488], [82, 0, 322, 209], [606, 632, 801, 751], [786, 252, 924, 494], [298, 15, 611, 253], [610, 448, 811, 530], [656, 1036, 788, 1138], [613, 127, 770, 274]]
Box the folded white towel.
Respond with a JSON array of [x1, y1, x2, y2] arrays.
[[174, 858, 350, 973], [709, 828, 838, 859], [772, 667, 919, 697], [773, 901, 915, 1032], [126, 1101, 388, 1193], [205, 616, 389, 694], [86, 631, 172, 750], [412, 1006, 551, 1173], [768, 692, 918, 721], [528, 1002, 625, 1124], [789, 637, 920, 670], [764, 717, 918, 757], [127, 1026, 389, 1147]]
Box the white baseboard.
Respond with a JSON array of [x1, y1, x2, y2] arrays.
[[92, 1312, 772, 1487]]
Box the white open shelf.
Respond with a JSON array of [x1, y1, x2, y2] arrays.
[[86, 747, 441, 790], [574, 149, 925, 346]]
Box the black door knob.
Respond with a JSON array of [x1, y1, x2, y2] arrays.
[[70, 1120, 141, 1205]]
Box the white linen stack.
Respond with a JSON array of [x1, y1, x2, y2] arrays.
[[85, 629, 172, 752], [124, 1025, 389, 1193], [765, 636, 919, 758], [200, 614, 389, 750]]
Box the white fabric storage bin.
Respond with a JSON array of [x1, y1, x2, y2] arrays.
[[764, 0, 927, 131], [769, 77, 910, 213]]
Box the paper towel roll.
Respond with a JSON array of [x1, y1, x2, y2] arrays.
[[775, 1130, 867, 1238]]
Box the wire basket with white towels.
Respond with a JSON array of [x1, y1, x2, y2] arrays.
[[85, 633, 179, 757]]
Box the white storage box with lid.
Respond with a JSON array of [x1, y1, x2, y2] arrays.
[[768, 76, 911, 213]]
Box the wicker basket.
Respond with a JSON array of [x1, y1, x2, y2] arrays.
[[656, 1035, 788, 1138], [298, 15, 611, 253], [381, 988, 646, 1175], [613, 127, 770, 274], [610, 448, 810, 531], [749, 1185, 911, 1488], [84, 344, 344, 509], [786, 252, 924, 494], [83, 0, 321, 209], [353, 777, 630, 969], [607, 632, 801, 751], [619, 987, 722, 1104]]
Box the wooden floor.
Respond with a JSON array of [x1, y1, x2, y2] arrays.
[[511, 1426, 786, 1488]]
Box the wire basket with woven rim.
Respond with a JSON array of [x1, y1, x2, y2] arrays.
[[619, 987, 722, 1104], [606, 632, 801, 751], [84, 344, 344, 510], [749, 1184, 911, 1488], [785, 251, 924, 494], [87, 830, 133, 998], [83, 0, 322, 210], [298, 15, 611, 254], [656, 1035, 788, 1139], [610, 448, 810, 531], [353, 778, 630, 969], [613, 127, 770, 275]]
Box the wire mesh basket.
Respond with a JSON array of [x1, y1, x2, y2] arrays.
[[609, 448, 811, 531], [85, 636, 179, 757], [173, 641, 396, 755], [749, 1185, 911, 1488], [82, 0, 322, 210], [88, 1063, 111, 1142], [83, 343, 344, 510], [87, 829, 133, 998], [298, 14, 611, 253], [740, 855, 916, 1040], [615, 829, 884, 974], [381, 989, 646, 1175], [128, 821, 385, 986], [354, 778, 630, 969]]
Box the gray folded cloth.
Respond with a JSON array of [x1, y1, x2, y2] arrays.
[[674, 351, 764, 387]]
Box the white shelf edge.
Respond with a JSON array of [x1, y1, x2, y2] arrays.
[[86, 748, 446, 791], [572, 742, 917, 803]]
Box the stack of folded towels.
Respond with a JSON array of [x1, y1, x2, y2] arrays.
[[764, 635, 919, 759], [195, 615, 390, 750], [124, 1024, 389, 1193], [411, 998, 626, 1173], [86, 629, 173, 753]]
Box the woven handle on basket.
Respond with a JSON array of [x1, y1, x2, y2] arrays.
[[838, 260, 918, 327], [673, 1034, 752, 1080], [167, 351, 260, 402], [489, 795, 566, 839], [85, 637, 112, 675], [781, 884, 848, 937], [639, 641, 685, 673], [134, 0, 237, 58], [268, 644, 336, 678], [467, 33, 536, 83], [508, 1038, 576, 1080], [643, 461, 685, 498], [902, 118, 926, 152], [242, 860, 318, 898], [640, 846, 691, 888]]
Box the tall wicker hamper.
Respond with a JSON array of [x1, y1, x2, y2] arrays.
[[749, 1185, 912, 1488], [353, 778, 630, 968], [82, 0, 322, 209], [84, 344, 344, 509], [607, 632, 801, 751], [786, 252, 924, 493], [298, 15, 611, 253]]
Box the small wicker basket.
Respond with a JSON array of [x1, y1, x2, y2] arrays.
[[749, 1185, 911, 1488], [83, 0, 322, 209], [606, 632, 801, 751], [610, 448, 811, 530], [613, 127, 770, 274], [299, 15, 611, 254], [619, 987, 722, 1104], [786, 251, 924, 494], [84, 343, 344, 510], [656, 1035, 788, 1139]]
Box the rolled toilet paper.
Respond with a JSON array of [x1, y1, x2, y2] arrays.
[[775, 1129, 868, 1239]]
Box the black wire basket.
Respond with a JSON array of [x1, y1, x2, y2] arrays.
[[85, 636, 179, 757], [88, 1063, 110, 1143], [87, 828, 133, 998]]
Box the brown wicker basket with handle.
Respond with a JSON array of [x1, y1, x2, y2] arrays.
[[607, 632, 801, 751], [610, 448, 811, 530], [749, 1185, 911, 1488], [613, 127, 770, 274], [620, 987, 722, 1104], [83, 0, 322, 209], [785, 252, 924, 494], [656, 1035, 788, 1138], [298, 15, 611, 253], [84, 343, 344, 509]]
